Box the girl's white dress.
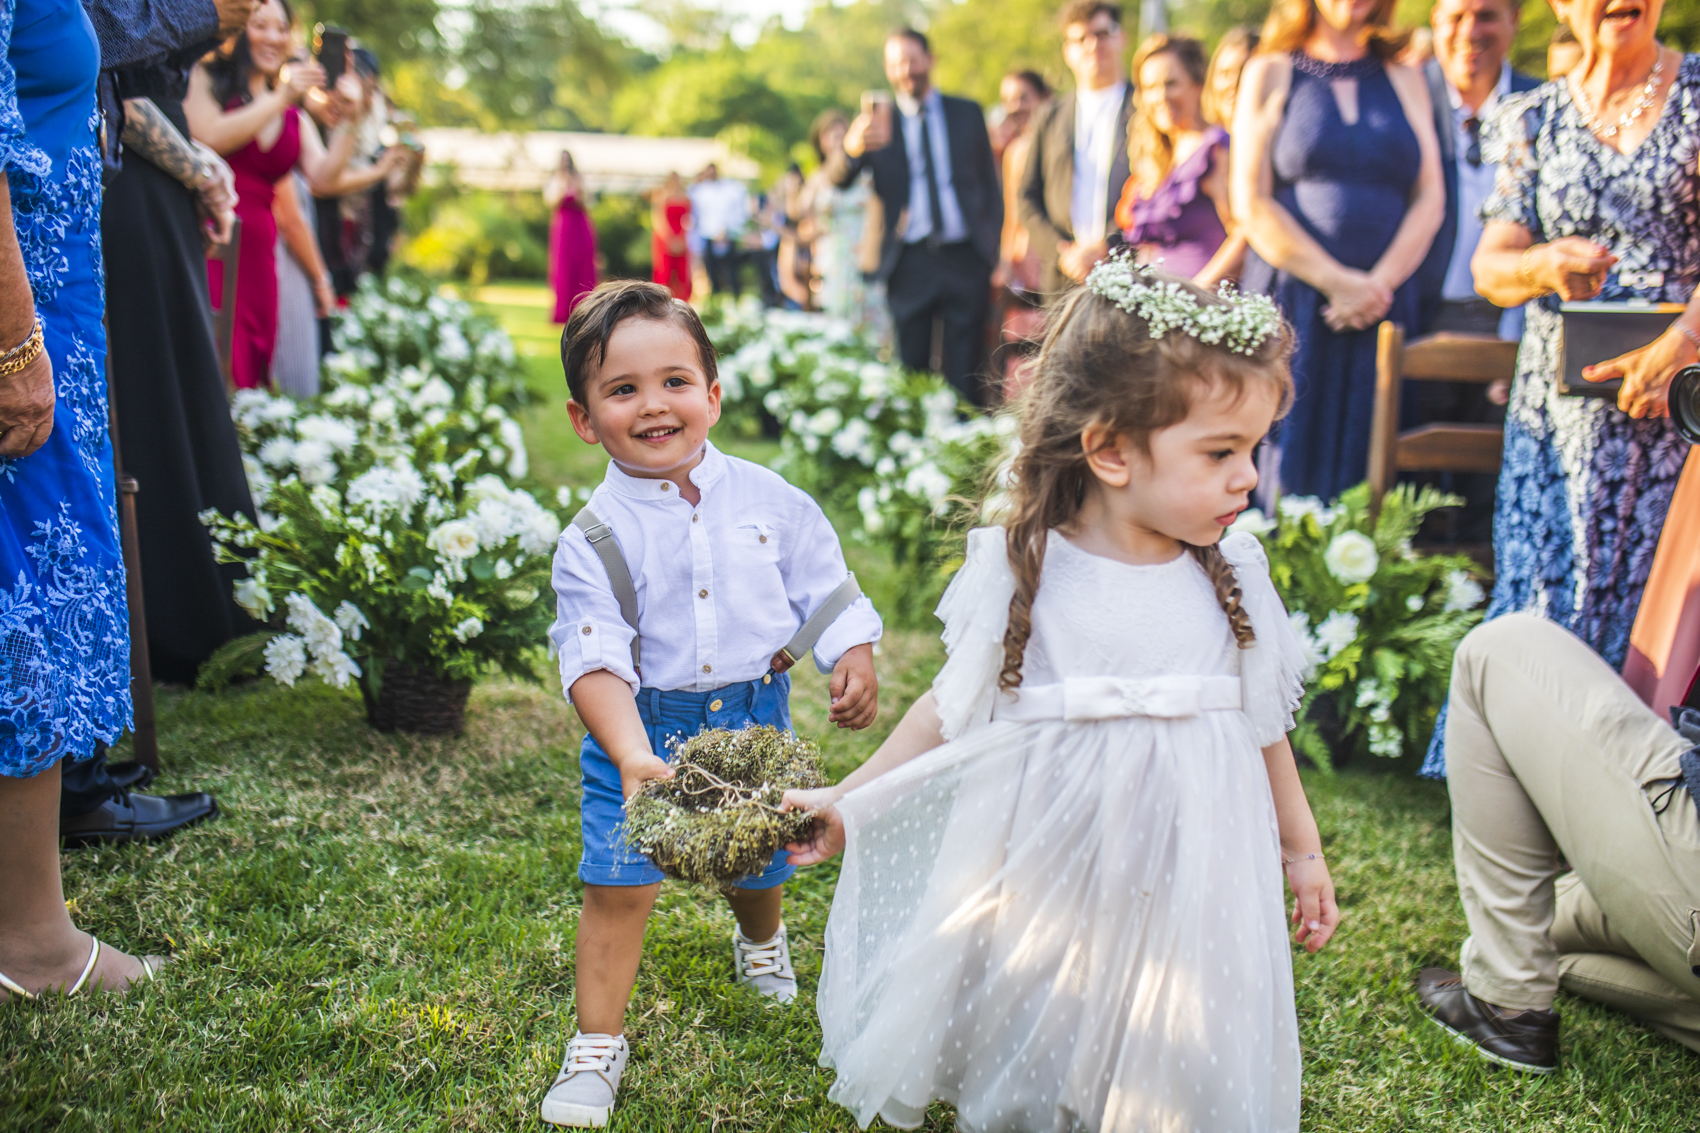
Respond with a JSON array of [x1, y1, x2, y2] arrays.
[[817, 528, 1310, 1133]]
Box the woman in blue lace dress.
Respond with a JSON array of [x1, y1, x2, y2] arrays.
[[0, 0, 156, 1000], [1233, 0, 1444, 502], [1422, 1, 1698, 777]]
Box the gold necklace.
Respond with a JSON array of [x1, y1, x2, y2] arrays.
[[1571, 51, 1665, 139]]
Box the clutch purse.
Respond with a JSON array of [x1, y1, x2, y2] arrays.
[[1557, 298, 1687, 398]]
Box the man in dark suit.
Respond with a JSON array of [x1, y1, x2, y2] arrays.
[[830, 28, 1002, 405], [1414, 0, 1540, 337], [1018, 0, 1134, 300]]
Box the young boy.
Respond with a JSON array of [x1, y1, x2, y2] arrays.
[[540, 281, 883, 1127]]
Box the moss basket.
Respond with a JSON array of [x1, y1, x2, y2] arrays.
[[620, 725, 825, 886]]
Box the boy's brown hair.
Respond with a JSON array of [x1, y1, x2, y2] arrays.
[[560, 280, 719, 406]]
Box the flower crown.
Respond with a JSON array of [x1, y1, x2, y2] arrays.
[[1084, 256, 1282, 355]]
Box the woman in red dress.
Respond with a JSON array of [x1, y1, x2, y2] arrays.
[[651, 171, 692, 300], [185, 0, 403, 390], [546, 150, 598, 323]]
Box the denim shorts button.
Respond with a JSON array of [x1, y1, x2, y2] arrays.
[[709, 699, 723, 712]]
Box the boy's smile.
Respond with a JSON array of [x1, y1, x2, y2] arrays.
[[567, 317, 722, 500]]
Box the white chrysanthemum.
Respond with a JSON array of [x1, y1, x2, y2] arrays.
[[1324, 531, 1379, 584], [312, 649, 361, 689], [451, 615, 484, 642], [285, 593, 343, 659], [1443, 570, 1485, 613], [264, 634, 308, 687], [258, 437, 296, 468], [903, 462, 953, 512], [1278, 495, 1328, 522], [234, 578, 273, 618], [1314, 610, 1360, 659], [346, 464, 427, 518], [1288, 611, 1325, 678], [295, 414, 359, 454], [437, 324, 471, 363], [428, 520, 480, 560], [426, 573, 455, 606], [334, 601, 369, 641], [414, 375, 456, 410]]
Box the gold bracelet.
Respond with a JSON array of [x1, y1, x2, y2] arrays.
[[0, 319, 44, 378], [1518, 246, 1543, 294]]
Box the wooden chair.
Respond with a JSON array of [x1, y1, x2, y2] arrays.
[[1367, 322, 1519, 517], [211, 216, 241, 385]]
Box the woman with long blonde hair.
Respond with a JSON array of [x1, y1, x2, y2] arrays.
[[1114, 33, 1245, 286], [1229, 0, 1443, 501]]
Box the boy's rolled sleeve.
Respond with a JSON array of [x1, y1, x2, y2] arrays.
[[782, 489, 884, 673], [548, 528, 641, 702]]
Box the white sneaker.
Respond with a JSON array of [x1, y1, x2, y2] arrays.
[[734, 923, 798, 1004], [540, 1032, 628, 1127]]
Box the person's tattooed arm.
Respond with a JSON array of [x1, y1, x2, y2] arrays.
[[120, 97, 214, 189]]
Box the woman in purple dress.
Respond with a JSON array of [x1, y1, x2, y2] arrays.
[[547, 150, 598, 323], [1115, 34, 1246, 287]]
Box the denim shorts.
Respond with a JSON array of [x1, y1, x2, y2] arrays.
[[578, 672, 797, 889]]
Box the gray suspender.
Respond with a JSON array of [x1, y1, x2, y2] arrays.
[[571, 505, 862, 675], [573, 507, 644, 671]]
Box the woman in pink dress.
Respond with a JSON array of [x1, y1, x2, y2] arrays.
[[547, 150, 598, 322], [185, 0, 403, 389]]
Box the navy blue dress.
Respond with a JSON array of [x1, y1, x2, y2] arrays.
[[0, 0, 130, 778], [1244, 53, 1422, 501]]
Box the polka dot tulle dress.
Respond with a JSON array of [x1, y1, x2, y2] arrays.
[[816, 528, 1311, 1132]]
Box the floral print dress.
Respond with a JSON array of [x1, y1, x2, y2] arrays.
[[1422, 57, 1700, 777], [0, 0, 131, 778]]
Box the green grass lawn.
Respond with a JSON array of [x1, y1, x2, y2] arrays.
[[4, 282, 1695, 1132]]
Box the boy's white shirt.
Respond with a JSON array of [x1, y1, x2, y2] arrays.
[[549, 442, 883, 701]]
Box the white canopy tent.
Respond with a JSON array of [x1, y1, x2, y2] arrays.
[[415, 129, 761, 193]]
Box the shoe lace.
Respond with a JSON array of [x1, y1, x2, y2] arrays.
[[737, 934, 789, 979], [563, 1035, 622, 1077]]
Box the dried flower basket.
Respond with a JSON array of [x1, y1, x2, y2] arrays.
[[363, 659, 473, 735], [620, 725, 825, 886]]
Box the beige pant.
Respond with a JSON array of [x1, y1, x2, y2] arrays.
[[1445, 613, 1700, 1051]]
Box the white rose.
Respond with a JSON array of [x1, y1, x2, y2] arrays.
[[234, 578, 273, 618], [427, 520, 480, 560], [1324, 531, 1379, 585]]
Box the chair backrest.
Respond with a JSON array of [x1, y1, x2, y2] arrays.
[[1367, 322, 1518, 513], [212, 216, 242, 386]]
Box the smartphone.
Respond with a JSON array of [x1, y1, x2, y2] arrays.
[[314, 24, 349, 88]]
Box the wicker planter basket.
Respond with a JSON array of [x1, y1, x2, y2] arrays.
[[363, 659, 472, 734]]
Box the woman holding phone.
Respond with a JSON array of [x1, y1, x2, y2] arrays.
[[185, 0, 404, 389]]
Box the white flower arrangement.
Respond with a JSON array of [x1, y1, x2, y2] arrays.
[[1084, 257, 1283, 355]]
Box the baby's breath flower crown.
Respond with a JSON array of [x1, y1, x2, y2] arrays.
[[1085, 255, 1281, 355]]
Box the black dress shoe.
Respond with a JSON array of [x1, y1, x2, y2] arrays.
[[1416, 967, 1559, 1074], [60, 790, 219, 848]]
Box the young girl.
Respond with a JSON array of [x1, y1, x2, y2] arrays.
[[784, 261, 1340, 1132]]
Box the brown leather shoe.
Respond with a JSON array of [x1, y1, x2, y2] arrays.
[[1416, 967, 1558, 1074]]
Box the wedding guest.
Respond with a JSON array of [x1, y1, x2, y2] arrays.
[[1422, 0, 1700, 777], [650, 172, 691, 301], [272, 169, 331, 395], [1018, 0, 1135, 297], [547, 149, 598, 323], [771, 160, 810, 308], [1232, 0, 1444, 501], [996, 70, 1051, 295], [185, 0, 403, 389], [802, 110, 888, 337], [831, 28, 1002, 404], [1204, 26, 1260, 128], [0, 0, 162, 999], [1115, 34, 1244, 286], [688, 163, 750, 299]]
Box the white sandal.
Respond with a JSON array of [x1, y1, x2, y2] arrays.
[[0, 937, 159, 1001]]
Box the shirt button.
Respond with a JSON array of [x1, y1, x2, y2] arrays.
[[698, 589, 708, 598], [581, 626, 592, 635], [702, 663, 712, 673], [692, 514, 699, 522], [709, 699, 723, 712], [660, 482, 670, 491], [759, 534, 768, 543]]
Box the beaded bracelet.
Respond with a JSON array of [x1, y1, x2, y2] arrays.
[[1281, 852, 1324, 868], [0, 319, 45, 378]]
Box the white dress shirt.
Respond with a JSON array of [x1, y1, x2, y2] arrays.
[[1444, 63, 1511, 303], [689, 178, 751, 244], [896, 88, 969, 245], [549, 443, 884, 701], [1070, 81, 1127, 246]]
